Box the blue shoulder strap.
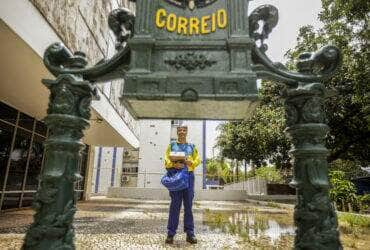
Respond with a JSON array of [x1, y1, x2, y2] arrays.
[[186, 143, 195, 155], [170, 142, 178, 151]]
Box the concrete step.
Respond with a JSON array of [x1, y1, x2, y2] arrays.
[[108, 187, 247, 201]]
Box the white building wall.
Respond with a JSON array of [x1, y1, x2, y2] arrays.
[[137, 120, 172, 188], [115, 149, 124, 188], [138, 120, 205, 190], [92, 147, 124, 195]]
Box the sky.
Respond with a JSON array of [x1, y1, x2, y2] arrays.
[[205, 0, 324, 159]]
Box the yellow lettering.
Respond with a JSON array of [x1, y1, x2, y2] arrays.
[[189, 17, 200, 35], [211, 13, 216, 32], [166, 13, 177, 32], [155, 9, 228, 35], [217, 9, 227, 29], [155, 9, 167, 28], [177, 16, 188, 35], [201, 15, 211, 34]]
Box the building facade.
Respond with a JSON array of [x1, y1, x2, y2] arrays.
[[0, 0, 139, 210]]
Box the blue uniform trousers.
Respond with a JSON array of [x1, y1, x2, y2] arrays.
[[167, 171, 195, 237]]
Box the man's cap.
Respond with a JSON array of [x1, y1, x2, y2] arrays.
[[177, 122, 188, 129]]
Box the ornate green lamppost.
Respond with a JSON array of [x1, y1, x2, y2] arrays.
[[22, 51, 99, 249], [22, 1, 342, 249], [284, 54, 342, 249]]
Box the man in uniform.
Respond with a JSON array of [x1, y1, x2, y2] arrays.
[[164, 124, 201, 244]]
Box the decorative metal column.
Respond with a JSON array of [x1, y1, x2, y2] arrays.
[[248, 5, 342, 249], [284, 56, 342, 250], [22, 52, 98, 250], [20, 6, 134, 247]]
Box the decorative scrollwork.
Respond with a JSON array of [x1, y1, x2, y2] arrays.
[[249, 5, 279, 52], [302, 97, 325, 124], [52, 85, 75, 114], [253, 44, 341, 83], [164, 0, 219, 10], [79, 97, 93, 119], [296, 46, 341, 76], [181, 88, 199, 102], [43, 43, 87, 70], [165, 53, 217, 71], [295, 191, 340, 249], [249, 5, 341, 84], [43, 42, 131, 82], [108, 8, 135, 50], [285, 103, 299, 126]]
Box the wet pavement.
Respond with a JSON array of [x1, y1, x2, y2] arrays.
[[0, 198, 295, 249], [0, 198, 368, 249]]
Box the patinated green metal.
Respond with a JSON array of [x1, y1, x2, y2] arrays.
[[22, 54, 98, 250], [23, 0, 343, 249], [249, 5, 342, 249], [122, 0, 259, 120], [283, 57, 342, 250]]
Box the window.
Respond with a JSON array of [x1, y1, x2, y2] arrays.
[[24, 134, 45, 191], [171, 120, 181, 126], [6, 128, 32, 191], [0, 121, 14, 189], [19, 113, 34, 131], [0, 100, 88, 210], [35, 121, 47, 136], [0, 102, 18, 124]]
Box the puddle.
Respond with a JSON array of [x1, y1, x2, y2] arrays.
[[202, 209, 295, 247], [202, 208, 370, 249]]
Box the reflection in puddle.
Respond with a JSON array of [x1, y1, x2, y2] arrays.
[[203, 210, 295, 245]]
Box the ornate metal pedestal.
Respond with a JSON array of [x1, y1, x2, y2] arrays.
[[285, 87, 342, 249], [22, 54, 99, 249], [285, 88, 341, 249], [22, 1, 342, 249]]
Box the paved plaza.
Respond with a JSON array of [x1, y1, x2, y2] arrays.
[[0, 198, 295, 249]]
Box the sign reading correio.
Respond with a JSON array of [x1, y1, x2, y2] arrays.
[[155, 8, 227, 35], [123, 0, 259, 120]]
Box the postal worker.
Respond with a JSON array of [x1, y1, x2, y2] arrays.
[[164, 124, 201, 244]]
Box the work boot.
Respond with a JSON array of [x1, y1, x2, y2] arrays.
[[165, 235, 174, 244], [186, 235, 198, 244]]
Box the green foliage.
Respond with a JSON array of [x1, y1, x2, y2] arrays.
[[205, 158, 233, 184], [255, 166, 283, 183], [286, 0, 370, 166], [357, 194, 370, 212], [329, 159, 367, 180], [338, 213, 370, 229], [217, 0, 369, 182], [338, 212, 370, 244], [329, 170, 357, 209], [329, 170, 369, 212], [216, 98, 291, 171]]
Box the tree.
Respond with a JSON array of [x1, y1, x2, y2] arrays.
[[255, 165, 283, 183], [286, 0, 370, 166], [216, 83, 291, 174], [217, 0, 369, 178], [205, 158, 232, 184], [329, 159, 367, 180]]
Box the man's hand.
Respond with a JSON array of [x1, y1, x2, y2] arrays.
[[185, 158, 192, 167]]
